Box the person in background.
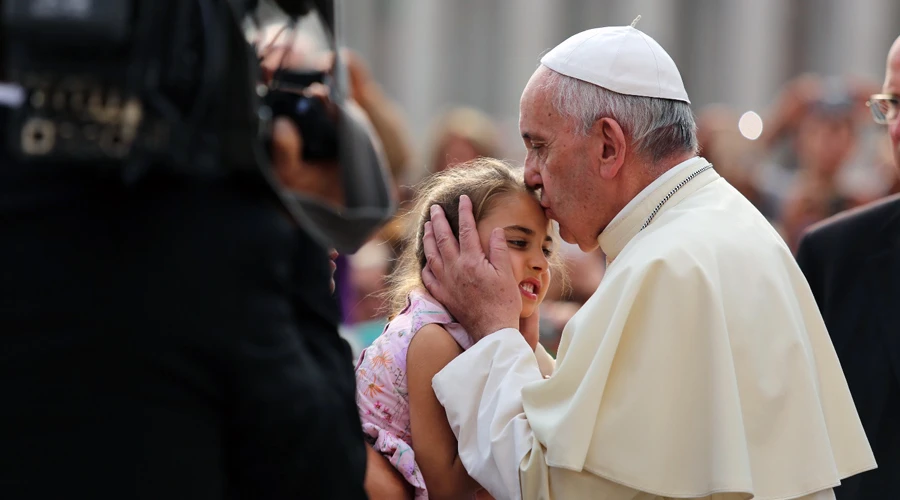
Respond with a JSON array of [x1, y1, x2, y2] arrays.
[[755, 74, 878, 243], [778, 90, 861, 249], [340, 49, 415, 322], [426, 106, 501, 174], [796, 33, 900, 500], [874, 132, 900, 196], [695, 104, 762, 207], [338, 241, 394, 357]]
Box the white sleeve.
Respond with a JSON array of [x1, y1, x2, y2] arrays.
[[432, 328, 544, 500]]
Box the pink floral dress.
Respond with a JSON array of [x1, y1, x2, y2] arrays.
[[354, 289, 474, 499]]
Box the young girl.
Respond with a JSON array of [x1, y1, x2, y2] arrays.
[[355, 158, 560, 499]]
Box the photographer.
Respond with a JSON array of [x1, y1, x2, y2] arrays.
[[0, 2, 405, 499]]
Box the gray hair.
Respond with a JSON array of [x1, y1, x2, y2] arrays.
[[541, 67, 698, 164]]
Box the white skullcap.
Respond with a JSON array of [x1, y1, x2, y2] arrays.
[[540, 24, 690, 104]]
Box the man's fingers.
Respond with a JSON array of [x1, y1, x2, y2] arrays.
[[487, 227, 513, 276], [421, 221, 444, 281], [457, 195, 485, 257], [421, 263, 444, 302], [429, 204, 459, 263]]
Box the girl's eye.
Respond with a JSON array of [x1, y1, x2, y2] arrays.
[[508, 240, 527, 248], [542, 247, 553, 257]]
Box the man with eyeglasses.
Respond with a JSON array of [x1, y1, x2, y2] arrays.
[[796, 35, 900, 500]]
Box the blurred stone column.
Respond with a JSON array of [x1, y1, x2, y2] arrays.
[[445, 0, 502, 113], [722, 0, 791, 112], [617, 0, 680, 55], [496, 0, 565, 158], [384, 0, 453, 147], [830, 0, 895, 80], [339, 0, 378, 67], [578, 0, 623, 28]]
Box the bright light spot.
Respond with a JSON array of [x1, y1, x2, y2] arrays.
[[738, 111, 763, 141]]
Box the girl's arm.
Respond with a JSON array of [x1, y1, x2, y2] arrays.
[[407, 323, 483, 500]]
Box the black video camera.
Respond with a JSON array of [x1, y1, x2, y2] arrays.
[[1, 0, 396, 253]]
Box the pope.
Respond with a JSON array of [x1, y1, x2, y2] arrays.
[[421, 22, 877, 500]]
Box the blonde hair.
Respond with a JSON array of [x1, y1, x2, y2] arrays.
[[385, 158, 565, 317]]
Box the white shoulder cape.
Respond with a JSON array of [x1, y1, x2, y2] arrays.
[[520, 158, 876, 499]]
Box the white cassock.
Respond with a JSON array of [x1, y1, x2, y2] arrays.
[[432, 157, 876, 500]]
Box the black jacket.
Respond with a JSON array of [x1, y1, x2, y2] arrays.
[[0, 165, 366, 499], [796, 194, 900, 500]]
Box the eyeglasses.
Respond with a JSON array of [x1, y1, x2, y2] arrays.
[[866, 94, 899, 125]]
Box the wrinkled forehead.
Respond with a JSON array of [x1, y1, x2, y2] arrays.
[[520, 67, 553, 110], [520, 72, 568, 138]]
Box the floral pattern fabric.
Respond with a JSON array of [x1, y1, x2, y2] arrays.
[[355, 289, 473, 499]]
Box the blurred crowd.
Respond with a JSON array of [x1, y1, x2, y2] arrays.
[[329, 43, 895, 357]]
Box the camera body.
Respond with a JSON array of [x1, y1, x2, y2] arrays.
[[2, 0, 264, 178], [4, 0, 152, 167], [1, 0, 395, 253]]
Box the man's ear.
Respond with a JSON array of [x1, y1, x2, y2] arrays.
[[590, 117, 627, 180]]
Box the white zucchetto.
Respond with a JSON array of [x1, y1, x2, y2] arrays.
[[541, 23, 691, 104]]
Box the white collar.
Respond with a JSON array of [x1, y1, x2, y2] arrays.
[[598, 156, 715, 261], [606, 156, 700, 230]]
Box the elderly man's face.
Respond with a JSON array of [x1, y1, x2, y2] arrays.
[[885, 37, 900, 170], [519, 67, 606, 252]]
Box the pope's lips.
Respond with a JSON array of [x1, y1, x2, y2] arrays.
[[540, 201, 553, 219]]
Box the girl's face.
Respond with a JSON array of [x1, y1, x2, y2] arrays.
[[476, 192, 554, 319]]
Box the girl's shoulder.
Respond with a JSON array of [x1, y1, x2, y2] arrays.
[[405, 289, 453, 329], [382, 289, 474, 351]]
